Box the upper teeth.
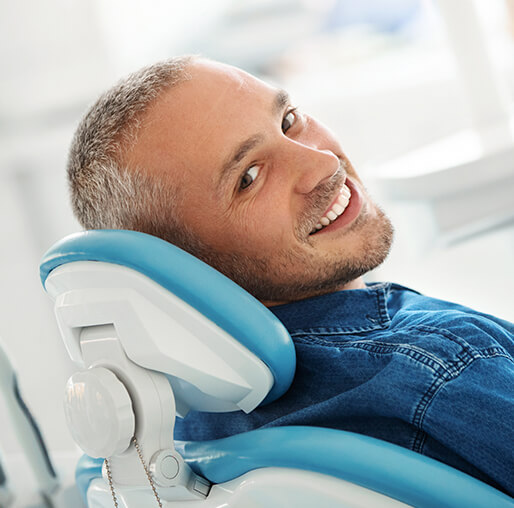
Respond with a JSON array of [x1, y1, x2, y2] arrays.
[[312, 183, 351, 233]]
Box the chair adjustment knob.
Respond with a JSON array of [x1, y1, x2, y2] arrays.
[[64, 367, 135, 458]]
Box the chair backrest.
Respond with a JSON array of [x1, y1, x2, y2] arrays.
[[40, 230, 298, 498], [40, 229, 296, 415]]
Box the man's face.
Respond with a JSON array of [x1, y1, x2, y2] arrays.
[[128, 59, 393, 304]]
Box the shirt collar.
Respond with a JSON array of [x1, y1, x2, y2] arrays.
[[269, 282, 392, 335]]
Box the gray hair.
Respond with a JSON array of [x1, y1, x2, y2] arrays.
[[67, 55, 201, 250]]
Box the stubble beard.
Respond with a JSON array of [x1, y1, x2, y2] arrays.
[[194, 199, 394, 304]]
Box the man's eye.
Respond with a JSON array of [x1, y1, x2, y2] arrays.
[[281, 109, 297, 133], [240, 165, 260, 190]]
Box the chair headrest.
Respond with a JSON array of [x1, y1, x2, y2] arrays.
[[40, 230, 296, 407]]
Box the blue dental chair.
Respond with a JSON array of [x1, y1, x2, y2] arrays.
[[40, 230, 514, 508]]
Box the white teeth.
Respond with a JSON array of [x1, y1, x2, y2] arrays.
[[340, 184, 351, 199], [311, 182, 352, 235], [337, 195, 349, 208], [332, 203, 344, 215]]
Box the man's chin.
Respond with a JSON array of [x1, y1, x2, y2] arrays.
[[261, 207, 394, 304]]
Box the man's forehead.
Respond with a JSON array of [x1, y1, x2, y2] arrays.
[[126, 59, 281, 193], [187, 60, 252, 127], [148, 60, 269, 138]]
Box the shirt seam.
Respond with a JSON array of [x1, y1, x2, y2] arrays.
[[410, 351, 513, 453], [293, 323, 512, 453], [280, 284, 392, 334], [292, 324, 510, 367], [293, 334, 510, 378], [292, 323, 513, 454]]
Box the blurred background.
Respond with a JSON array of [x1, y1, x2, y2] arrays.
[[0, 0, 513, 505]]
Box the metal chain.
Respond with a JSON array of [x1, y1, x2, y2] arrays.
[[133, 437, 163, 508], [104, 437, 162, 508], [104, 458, 119, 508]]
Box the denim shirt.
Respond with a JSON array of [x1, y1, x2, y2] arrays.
[[174, 282, 514, 496]]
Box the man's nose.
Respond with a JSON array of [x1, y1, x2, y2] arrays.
[[289, 144, 341, 195]]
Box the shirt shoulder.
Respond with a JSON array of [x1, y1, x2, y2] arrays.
[[386, 284, 514, 357], [289, 284, 513, 375]]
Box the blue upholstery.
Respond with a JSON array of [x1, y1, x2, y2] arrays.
[[76, 455, 103, 505], [76, 427, 514, 508], [40, 230, 295, 405]]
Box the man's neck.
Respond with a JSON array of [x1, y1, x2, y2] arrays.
[[262, 276, 366, 308]]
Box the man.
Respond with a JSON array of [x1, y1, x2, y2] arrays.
[[68, 56, 514, 496]]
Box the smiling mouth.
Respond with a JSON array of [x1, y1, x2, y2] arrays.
[[310, 182, 352, 235]]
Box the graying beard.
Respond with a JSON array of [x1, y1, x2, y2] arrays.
[[194, 207, 394, 303]]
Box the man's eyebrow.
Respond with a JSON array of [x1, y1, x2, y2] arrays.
[[273, 89, 290, 115], [217, 89, 291, 194]]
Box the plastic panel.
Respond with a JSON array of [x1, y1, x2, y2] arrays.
[[47, 262, 274, 414]]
